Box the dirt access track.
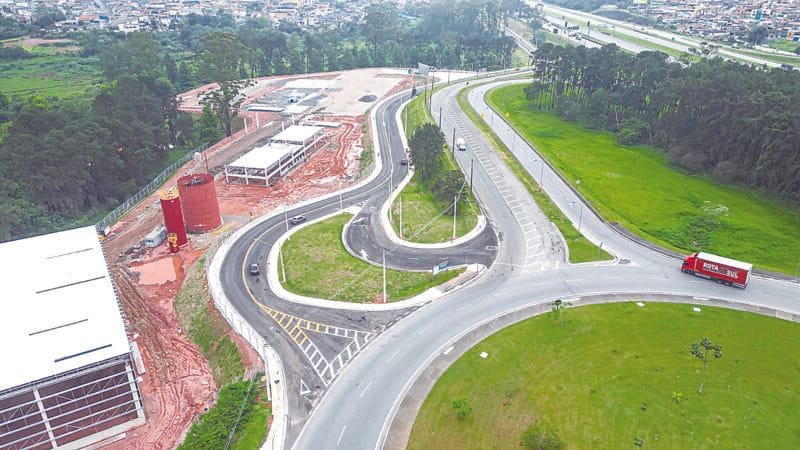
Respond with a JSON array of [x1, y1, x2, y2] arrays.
[[100, 68, 412, 449]]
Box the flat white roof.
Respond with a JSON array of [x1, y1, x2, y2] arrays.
[[697, 252, 753, 271], [0, 226, 130, 391], [272, 125, 323, 144], [227, 142, 300, 170]]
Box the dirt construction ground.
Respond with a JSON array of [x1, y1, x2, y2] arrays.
[[100, 69, 411, 448]]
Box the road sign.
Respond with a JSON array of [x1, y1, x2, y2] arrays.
[[432, 260, 449, 276]]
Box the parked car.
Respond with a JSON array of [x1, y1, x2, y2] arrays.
[[249, 263, 260, 276], [289, 215, 307, 225]]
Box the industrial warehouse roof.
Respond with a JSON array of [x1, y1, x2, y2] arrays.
[[227, 142, 301, 170], [0, 226, 130, 392], [271, 125, 323, 144]]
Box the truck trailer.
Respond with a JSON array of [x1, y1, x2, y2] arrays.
[[681, 252, 752, 288]]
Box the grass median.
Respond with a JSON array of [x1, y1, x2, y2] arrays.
[[486, 84, 800, 274], [457, 83, 612, 263], [280, 213, 463, 303], [409, 302, 800, 449], [396, 89, 479, 243]]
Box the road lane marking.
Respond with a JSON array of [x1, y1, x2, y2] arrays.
[[418, 324, 434, 335], [386, 349, 401, 363], [456, 304, 470, 312], [337, 425, 347, 446], [360, 381, 373, 398]]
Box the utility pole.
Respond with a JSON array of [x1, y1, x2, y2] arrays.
[[283, 204, 289, 232], [428, 74, 434, 115], [540, 161, 545, 188], [338, 181, 343, 213], [452, 195, 458, 239], [469, 158, 474, 195], [451, 129, 456, 157], [399, 197, 403, 239], [279, 247, 287, 283], [438, 106, 442, 126], [382, 250, 387, 304]]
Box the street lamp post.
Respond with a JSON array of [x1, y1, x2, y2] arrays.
[[533, 158, 545, 189], [571, 201, 584, 232], [452, 195, 458, 240], [192, 151, 210, 173]]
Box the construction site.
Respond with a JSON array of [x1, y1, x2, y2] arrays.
[[93, 68, 413, 448]]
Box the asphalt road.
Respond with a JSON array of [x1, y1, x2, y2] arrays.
[[290, 75, 800, 449], [217, 89, 505, 443], [540, 2, 784, 67]]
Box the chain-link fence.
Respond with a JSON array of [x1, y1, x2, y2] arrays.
[[96, 144, 208, 233]]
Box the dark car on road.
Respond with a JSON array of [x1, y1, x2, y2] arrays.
[[289, 215, 307, 225], [249, 263, 260, 275], [400, 158, 408, 166]]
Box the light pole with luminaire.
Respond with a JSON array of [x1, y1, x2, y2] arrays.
[[192, 151, 209, 173], [533, 158, 545, 189], [571, 201, 584, 232]]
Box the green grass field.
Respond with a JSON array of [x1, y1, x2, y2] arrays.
[[395, 91, 479, 243], [0, 55, 101, 97], [599, 28, 681, 56], [281, 214, 463, 303], [390, 178, 478, 243], [230, 400, 270, 450], [486, 84, 800, 274], [409, 302, 800, 449], [457, 86, 612, 263]]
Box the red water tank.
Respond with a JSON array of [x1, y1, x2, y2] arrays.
[[159, 188, 188, 246], [178, 173, 222, 233]]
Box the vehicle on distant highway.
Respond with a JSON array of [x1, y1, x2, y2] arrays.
[[681, 252, 752, 287], [289, 215, 307, 225], [456, 137, 467, 151]]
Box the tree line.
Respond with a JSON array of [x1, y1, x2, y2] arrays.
[[0, 0, 531, 242], [525, 43, 800, 204]]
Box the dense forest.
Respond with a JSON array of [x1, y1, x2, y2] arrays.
[[0, 0, 531, 242], [525, 43, 800, 204]]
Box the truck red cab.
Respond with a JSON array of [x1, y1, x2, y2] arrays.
[[681, 252, 752, 288]]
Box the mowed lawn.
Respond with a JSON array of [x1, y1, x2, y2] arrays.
[[281, 214, 461, 302], [409, 302, 800, 449], [487, 85, 800, 274], [397, 91, 479, 243], [390, 178, 478, 243]]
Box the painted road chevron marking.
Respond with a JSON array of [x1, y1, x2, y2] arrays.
[[257, 303, 375, 385]]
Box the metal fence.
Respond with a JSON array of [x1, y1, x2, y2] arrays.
[[96, 144, 208, 233]]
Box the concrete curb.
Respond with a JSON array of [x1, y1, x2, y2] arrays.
[[379, 96, 490, 249], [382, 292, 800, 449], [267, 205, 489, 311]]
